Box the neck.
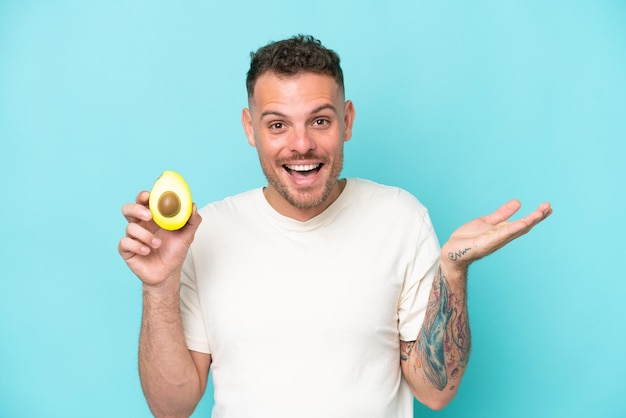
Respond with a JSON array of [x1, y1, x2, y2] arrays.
[[264, 178, 346, 222]]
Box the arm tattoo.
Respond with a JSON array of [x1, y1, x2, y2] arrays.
[[401, 341, 415, 362], [416, 265, 470, 391], [448, 247, 471, 262]]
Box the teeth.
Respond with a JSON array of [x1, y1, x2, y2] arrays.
[[285, 163, 320, 172]]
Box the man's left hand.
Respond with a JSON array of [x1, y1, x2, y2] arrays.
[[441, 200, 553, 272]]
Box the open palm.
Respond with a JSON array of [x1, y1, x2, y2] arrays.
[[441, 200, 552, 270]]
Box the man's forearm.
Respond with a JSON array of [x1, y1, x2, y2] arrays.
[[139, 278, 204, 417], [401, 261, 471, 409]]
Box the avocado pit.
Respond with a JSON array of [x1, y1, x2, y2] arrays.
[[158, 191, 181, 218]]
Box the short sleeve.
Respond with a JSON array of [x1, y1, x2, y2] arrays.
[[397, 211, 440, 341], [180, 247, 211, 354]]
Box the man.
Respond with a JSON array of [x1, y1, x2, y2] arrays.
[[119, 35, 552, 417]]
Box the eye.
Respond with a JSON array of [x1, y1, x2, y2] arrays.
[[313, 118, 329, 127], [269, 122, 285, 130]]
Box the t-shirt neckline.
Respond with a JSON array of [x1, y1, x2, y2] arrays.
[[255, 178, 357, 232]]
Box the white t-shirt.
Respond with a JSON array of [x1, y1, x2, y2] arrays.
[[180, 178, 440, 418]]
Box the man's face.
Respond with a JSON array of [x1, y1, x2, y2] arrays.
[[242, 72, 355, 221]]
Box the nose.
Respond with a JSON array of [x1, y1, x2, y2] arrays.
[[288, 126, 316, 155]]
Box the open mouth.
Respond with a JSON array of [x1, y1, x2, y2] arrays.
[[283, 163, 323, 178]]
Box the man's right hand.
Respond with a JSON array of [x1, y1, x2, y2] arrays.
[[118, 190, 202, 289], [119, 191, 209, 417]]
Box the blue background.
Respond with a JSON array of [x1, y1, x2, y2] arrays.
[[1, 1, 624, 417]]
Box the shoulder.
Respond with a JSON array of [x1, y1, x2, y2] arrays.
[[347, 178, 429, 218], [191, 188, 265, 249], [196, 188, 263, 230], [199, 188, 260, 215]]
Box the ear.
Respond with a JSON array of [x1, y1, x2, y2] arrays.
[[241, 108, 256, 147], [343, 100, 356, 142]]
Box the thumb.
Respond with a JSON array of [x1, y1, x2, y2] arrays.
[[174, 203, 202, 248], [185, 203, 202, 231]]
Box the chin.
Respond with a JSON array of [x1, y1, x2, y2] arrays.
[[284, 188, 328, 210]]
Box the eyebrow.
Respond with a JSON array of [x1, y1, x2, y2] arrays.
[[260, 104, 338, 120], [260, 110, 287, 120]]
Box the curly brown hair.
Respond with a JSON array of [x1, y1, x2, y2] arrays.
[[246, 34, 344, 98]]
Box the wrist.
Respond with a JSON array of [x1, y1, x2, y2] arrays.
[[142, 274, 181, 299], [439, 256, 469, 279]]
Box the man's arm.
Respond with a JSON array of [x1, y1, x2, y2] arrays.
[[139, 277, 211, 417], [400, 261, 469, 409], [401, 200, 552, 410], [119, 191, 210, 417]]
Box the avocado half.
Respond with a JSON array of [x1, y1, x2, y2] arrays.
[[148, 170, 193, 230]]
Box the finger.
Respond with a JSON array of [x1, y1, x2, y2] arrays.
[[540, 202, 553, 218], [122, 202, 153, 223], [186, 203, 202, 229], [174, 203, 203, 244], [118, 236, 151, 259], [126, 222, 161, 249], [506, 202, 552, 236], [537, 202, 552, 220], [482, 199, 522, 225], [520, 202, 552, 227], [135, 190, 150, 205]]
